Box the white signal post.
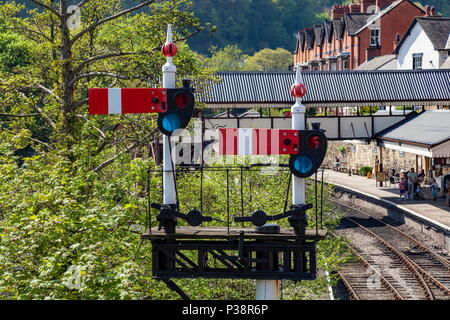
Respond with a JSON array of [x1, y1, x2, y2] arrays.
[[162, 24, 177, 205], [255, 65, 307, 301], [292, 65, 306, 205]]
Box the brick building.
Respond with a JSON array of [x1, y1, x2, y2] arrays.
[[294, 0, 427, 71]]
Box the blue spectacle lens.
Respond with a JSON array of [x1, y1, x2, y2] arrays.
[[162, 113, 181, 132], [293, 155, 313, 174]]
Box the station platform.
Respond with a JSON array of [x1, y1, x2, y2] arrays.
[[322, 169, 450, 232]]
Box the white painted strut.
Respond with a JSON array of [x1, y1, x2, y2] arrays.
[[162, 24, 177, 205], [292, 64, 306, 205], [256, 280, 280, 300]]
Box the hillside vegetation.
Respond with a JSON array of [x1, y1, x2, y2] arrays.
[[12, 0, 450, 55]]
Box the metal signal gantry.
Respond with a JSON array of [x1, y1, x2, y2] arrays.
[[88, 24, 327, 300]]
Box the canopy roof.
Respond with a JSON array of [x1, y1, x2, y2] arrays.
[[377, 110, 450, 158], [196, 70, 450, 109]]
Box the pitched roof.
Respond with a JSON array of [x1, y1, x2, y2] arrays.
[[314, 25, 324, 46], [196, 70, 450, 108], [355, 54, 398, 70], [345, 13, 371, 35], [377, 110, 450, 147], [295, 31, 305, 53], [394, 17, 450, 53], [333, 18, 344, 40], [323, 20, 333, 43], [353, 0, 425, 35], [304, 28, 315, 49], [416, 17, 450, 50]]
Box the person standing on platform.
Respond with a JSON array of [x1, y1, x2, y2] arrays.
[[417, 169, 425, 182], [334, 157, 340, 172], [407, 168, 417, 200], [431, 179, 438, 201], [399, 177, 407, 200]]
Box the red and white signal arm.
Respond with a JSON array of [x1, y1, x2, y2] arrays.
[[88, 88, 168, 115], [219, 128, 300, 156]]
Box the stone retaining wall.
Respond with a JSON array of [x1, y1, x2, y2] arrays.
[[324, 140, 418, 174]]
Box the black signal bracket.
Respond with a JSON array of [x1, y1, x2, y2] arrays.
[[234, 203, 313, 236], [152, 203, 213, 234]]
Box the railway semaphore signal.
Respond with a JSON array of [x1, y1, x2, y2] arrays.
[[88, 26, 327, 301], [88, 25, 195, 138], [218, 127, 327, 178]]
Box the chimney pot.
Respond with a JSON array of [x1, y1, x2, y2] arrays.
[[430, 6, 437, 16]]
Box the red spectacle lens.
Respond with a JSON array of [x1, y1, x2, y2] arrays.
[[308, 136, 321, 149], [175, 93, 189, 108]]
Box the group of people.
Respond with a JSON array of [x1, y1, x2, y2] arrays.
[[398, 168, 438, 201]]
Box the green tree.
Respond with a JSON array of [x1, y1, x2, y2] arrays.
[[0, 0, 353, 300], [243, 48, 293, 71], [202, 45, 247, 71], [0, 0, 210, 300], [12, 0, 450, 55], [0, 32, 32, 72]]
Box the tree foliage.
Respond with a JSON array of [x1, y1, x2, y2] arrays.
[[13, 0, 450, 55], [202, 45, 247, 71], [243, 48, 293, 71], [0, 0, 349, 300], [187, 0, 449, 54], [201, 46, 292, 72], [0, 0, 210, 299]]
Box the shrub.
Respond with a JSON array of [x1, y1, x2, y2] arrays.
[[338, 145, 347, 155], [359, 166, 373, 176]]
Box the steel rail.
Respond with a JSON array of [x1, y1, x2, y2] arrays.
[[330, 198, 450, 271], [336, 270, 360, 300], [330, 229, 404, 300], [344, 216, 436, 300]]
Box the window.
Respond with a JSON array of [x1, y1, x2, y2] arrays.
[[370, 28, 380, 47], [343, 59, 350, 70], [413, 53, 423, 70]]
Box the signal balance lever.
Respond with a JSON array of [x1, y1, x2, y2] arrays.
[[152, 203, 213, 234], [234, 203, 313, 235]]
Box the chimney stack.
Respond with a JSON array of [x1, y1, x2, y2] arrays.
[[349, 4, 361, 13], [331, 5, 350, 19], [360, 0, 377, 13]]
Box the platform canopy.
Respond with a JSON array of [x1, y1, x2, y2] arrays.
[[376, 110, 450, 158], [196, 69, 450, 109]]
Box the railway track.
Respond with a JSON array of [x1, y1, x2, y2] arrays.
[[330, 198, 450, 300]]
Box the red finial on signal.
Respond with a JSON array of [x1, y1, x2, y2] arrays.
[[161, 24, 177, 57], [290, 83, 307, 98], [162, 42, 177, 57]]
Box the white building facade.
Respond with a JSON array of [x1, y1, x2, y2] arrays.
[[395, 17, 450, 70]]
